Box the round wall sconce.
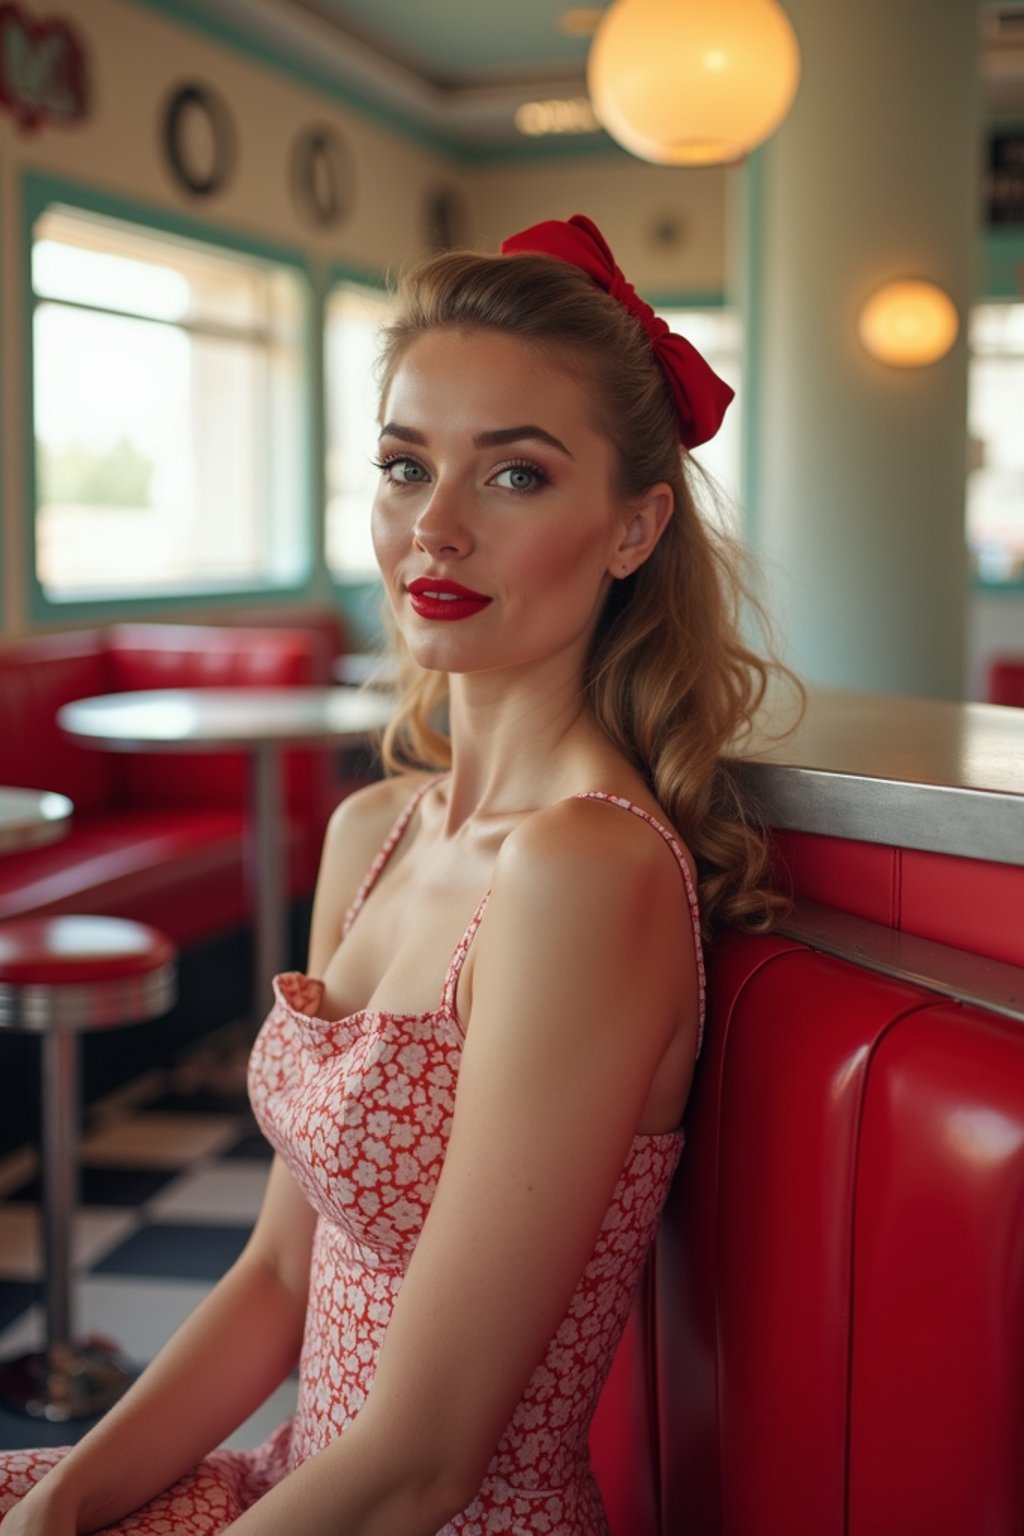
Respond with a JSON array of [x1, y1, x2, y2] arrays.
[[587, 0, 800, 166], [858, 280, 960, 368]]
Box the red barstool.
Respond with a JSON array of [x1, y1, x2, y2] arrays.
[[0, 916, 177, 1421]]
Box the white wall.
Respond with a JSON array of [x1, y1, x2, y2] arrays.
[[464, 157, 726, 298]]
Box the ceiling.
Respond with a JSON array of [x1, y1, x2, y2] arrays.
[[202, 0, 1024, 157], [283, 0, 603, 88]]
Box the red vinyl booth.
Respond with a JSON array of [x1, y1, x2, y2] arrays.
[[589, 911, 1024, 1534], [0, 621, 353, 944], [987, 657, 1024, 708]]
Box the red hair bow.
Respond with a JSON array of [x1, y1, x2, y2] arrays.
[[500, 213, 734, 450]]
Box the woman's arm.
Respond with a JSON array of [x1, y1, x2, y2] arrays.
[[3, 1155, 316, 1535], [221, 797, 700, 1536], [1, 778, 427, 1535]]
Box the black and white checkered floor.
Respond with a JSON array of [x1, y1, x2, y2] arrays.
[[0, 1027, 295, 1452]]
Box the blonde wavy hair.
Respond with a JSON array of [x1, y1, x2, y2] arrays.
[[372, 246, 799, 934]]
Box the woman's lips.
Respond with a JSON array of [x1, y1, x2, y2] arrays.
[[406, 578, 492, 622]]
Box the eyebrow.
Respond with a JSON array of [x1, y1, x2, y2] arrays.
[[378, 422, 574, 459]]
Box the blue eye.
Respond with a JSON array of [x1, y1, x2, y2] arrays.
[[492, 462, 549, 493], [373, 455, 429, 485]]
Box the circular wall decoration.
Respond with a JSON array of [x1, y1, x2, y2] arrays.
[[423, 186, 469, 253], [650, 212, 687, 252], [162, 83, 236, 198], [290, 125, 355, 229]]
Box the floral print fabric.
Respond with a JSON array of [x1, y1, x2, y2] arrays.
[[0, 785, 702, 1535]]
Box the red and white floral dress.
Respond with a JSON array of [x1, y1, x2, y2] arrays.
[[0, 782, 704, 1535]]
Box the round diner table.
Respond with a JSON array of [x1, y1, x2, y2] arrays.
[[57, 688, 393, 1013], [0, 788, 73, 855]]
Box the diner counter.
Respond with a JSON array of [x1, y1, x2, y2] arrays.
[[731, 686, 1024, 867]]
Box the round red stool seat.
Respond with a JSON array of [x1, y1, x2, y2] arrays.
[[0, 915, 177, 1421], [0, 916, 176, 1031]]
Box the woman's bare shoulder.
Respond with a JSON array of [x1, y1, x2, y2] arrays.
[[498, 792, 691, 897], [321, 772, 436, 875], [466, 793, 699, 1086], [478, 795, 694, 985]]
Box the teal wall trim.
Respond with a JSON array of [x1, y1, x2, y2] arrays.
[[326, 260, 389, 294], [322, 266, 387, 646], [646, 290, 727, 310], [129, 0, 457, 160], [975, 232, 1024, 595], [980, 229, 1024, 300], [22, 169, 321, 626], [451, 136, 629, 168], [23, 170, 321, 273], [330, 578, 386, 651], [128, 0, 628, 168]]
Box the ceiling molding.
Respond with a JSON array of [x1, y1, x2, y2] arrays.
[[134, 0, 1024, 162], [161, 0, 611, 156]]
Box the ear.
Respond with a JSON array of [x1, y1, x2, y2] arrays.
[[609, 482, 674, 579]]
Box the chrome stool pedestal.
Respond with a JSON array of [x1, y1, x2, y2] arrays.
[[0, 916, 176, 1421]]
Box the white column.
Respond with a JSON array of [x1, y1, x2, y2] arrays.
[[742, 0, 982, 698]]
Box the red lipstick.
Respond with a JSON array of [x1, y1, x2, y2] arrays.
[[406, 578, 492, 622]]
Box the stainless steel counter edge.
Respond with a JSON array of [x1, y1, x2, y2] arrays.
[[778, 901, 1024, 1024], [730, 760, 1024, 867]]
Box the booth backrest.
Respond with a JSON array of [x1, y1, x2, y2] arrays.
[[988, 657, 1024, 708], [0, 621, 335, 820], [104, 622, 332, 811], [770, 829, 1024, 968], [0, 630, 115, 811], [591, 930, 1024, 1536]]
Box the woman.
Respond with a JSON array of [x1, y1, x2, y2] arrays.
[[0, 214, 785, 1535]]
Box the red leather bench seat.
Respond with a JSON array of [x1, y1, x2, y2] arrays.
[[590, 930, 1024, 1535], [0, 808, 249, 946], [771, 829, 1024, 967], [0, 622, 341, 946]]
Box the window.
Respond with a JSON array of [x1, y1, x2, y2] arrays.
[[325, 280, 396, 581], [32, 206, 310, 601], [658, 306, 743, 530], [968, 301, 1024, 584]]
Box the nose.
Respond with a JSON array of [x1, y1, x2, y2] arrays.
[[411, 478, 473, 559]]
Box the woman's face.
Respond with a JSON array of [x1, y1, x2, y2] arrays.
[[372, 327, 644, 679]]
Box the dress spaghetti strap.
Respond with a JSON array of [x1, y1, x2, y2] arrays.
[[574, 791, 705, 1054], [438, 790, 706, 1055], [339, 775, 444, 941]]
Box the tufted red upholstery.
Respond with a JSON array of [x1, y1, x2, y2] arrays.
[[590, 929, 1024, 1535], [0, 631, 114, 813], [987, 657, 1024, 707], [771, 829, 1024, 967], [0, 621, 350, 945], [104, 623, 332, 815], [847, 1002, 1024, 1532]]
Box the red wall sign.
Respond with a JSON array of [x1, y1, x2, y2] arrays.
[[0, 3, 89, 132]]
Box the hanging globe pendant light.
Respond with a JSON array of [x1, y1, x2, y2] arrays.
[[587, 0, 801, 166]]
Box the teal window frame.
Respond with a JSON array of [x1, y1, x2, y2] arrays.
[[22, 170, 320, 625], [971, 227, 1024, 594], [324, 261, 392, 651]]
